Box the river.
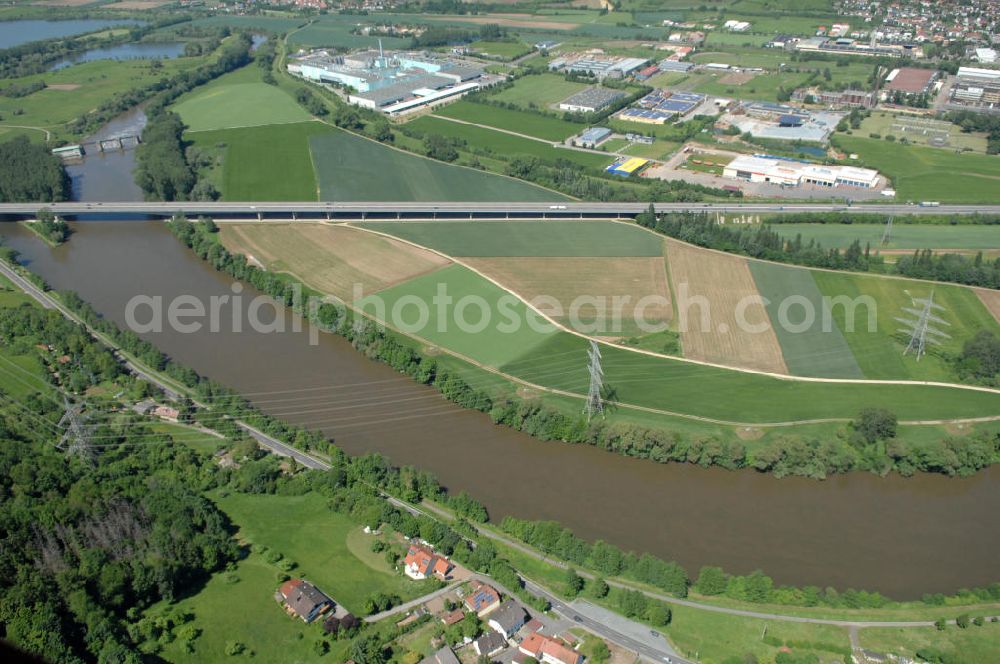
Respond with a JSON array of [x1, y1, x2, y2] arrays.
[[2, 219, 998, 599], [0, 19, 143, 49]]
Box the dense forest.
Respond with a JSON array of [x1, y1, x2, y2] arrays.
[[0, 136, 70, 203]]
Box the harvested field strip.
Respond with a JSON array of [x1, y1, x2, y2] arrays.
[[360, 221, 664, 257], [748, 262, 864, 379], [463, 256, 672, 337], [664, 239, 787, 374], [309, 130, 565, 202], [812, 271, 1000, 382], [218, 223, 450, 301], [978, 289, 1000, 326]]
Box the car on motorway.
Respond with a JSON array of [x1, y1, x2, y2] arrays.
[[549, 205, 568, 210], [573, 615, 582, 622]]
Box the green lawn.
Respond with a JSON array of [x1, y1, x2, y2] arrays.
[[214, 492, 434, 614], [309, 129, 565, 202], [858, 112, 989, 153], [858, 622, 1000, 662], [188, 121, 333, 200], [748, 260, 864, 379], [360, 220, 663, 257], [172, 66, 311, 132], [434, 100, 584, 141], [812, 271, 1000, 382], [152, 551, 348, 664], [411, 116, 613, 169], [834, 135, 1000, 203], [469, 39, 532, 60], [772, 223, 1000, 252], [491, 73, 592, 110]]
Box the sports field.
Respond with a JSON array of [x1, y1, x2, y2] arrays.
[[219, 223, 450, 301], [309, 130, 565, 202], [748, 261, 864, 379], [834, 136, 1000, 203], [172, 66, 311, 132], [360, 221, 663, 257], [665, 240, 787, 374], [411, 116, 613, 169], [463, 256, 673, 337], [188, 121, 333, 200], [773, 223, 1000, 252], [433, 100, 584, 141]]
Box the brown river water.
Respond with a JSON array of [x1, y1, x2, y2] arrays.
[[2, 220, 998, 599]]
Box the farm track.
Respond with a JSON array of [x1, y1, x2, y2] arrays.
[[336, 222, 1000, 425]]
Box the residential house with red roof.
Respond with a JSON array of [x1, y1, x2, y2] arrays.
[[518, 632, 584, 664], [404, 543, 453, 581], [275, 579, 334, 623], [464, 580, 501, 616]]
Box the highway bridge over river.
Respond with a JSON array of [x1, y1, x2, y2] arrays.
[[0, 201, 998, 221]]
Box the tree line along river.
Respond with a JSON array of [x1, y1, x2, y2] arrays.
[[2, 219, 998, 600]]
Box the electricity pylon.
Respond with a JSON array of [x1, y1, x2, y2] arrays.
[[896, 291, 950, 361], [57, 396, 94, 464], [881, 216, 893, 245], [584, 340, 605, 420]]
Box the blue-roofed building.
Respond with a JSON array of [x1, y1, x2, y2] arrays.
[[576, 127, 612, 148]]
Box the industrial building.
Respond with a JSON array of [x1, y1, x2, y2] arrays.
[[618, 89, 705, 124], [792, 87, 875, 109], [606, 157, 649, 176], [558, 86, 626, 113], [794, 36, 919, 58], [657, 59, 694, 73], [884, 67, 938, 95], [724, 101, 843, 142], [723, 155, 881, 189], [287, 46, 499, 115], [948, 67, 1000, 113], [547, 53, 649, 79], [575, 127, 612, 148]]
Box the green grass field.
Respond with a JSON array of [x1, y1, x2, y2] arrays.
[[309, 130, 565, 202], [359, 221, 663, 257], [357, 263, 558, 368], [434, 100, 584, 141], [748, 261, 864, 379], [772, 223, 1000, 252], [469, 39, 532, 60], [812, 271, 1000, 382], [214, 492, 433, 613], [834, 135, 1000, 203], [0, 57, 203, 141], [490, 73, 592, 110], [410, 116, 613, 169], [172, 66, 311, 132], [858, 622, 1000, 662], [858, 112, 989, 153], [189, 121, 332, 200]]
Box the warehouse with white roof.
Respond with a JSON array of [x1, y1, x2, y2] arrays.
[[723, 155, 881, 189]]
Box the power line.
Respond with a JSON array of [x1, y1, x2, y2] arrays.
[[896, 290, 950, 361], [584, 340, 605, 421]]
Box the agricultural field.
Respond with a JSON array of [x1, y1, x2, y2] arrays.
[[834, 135, 1000, 204], [219, 223, 451, 301], [356, 263, 559, 368], [469, 39, 532, 60], [488, 73, 592, 111], [359, 220, 663, 257], [665, 240, 787, 374], [463, 255, 673, 337], [309, 130, 565, 202], [172, 66, 311, 132], [748, 261, 864, 379], [433, 100, 584, 141], [188, 121, 333, 200], [772, 223, 1000, 253], [812, 271, 1000, 382], [410, 115, 613, 169], [978, 289, 1000, 325]]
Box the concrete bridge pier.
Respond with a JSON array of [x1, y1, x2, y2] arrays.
[[257, 212, 263, 222]]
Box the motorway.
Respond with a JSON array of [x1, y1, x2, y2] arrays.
[[0, 200, 997, 219]]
